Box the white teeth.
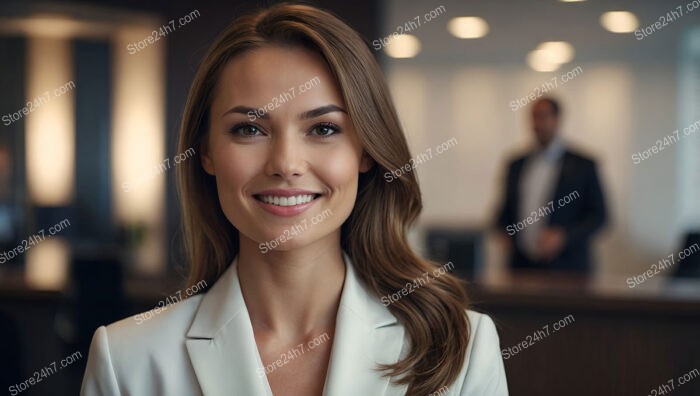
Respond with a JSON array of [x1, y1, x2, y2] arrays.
[[259, 194, 316, 206]]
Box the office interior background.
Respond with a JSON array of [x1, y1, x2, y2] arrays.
[[0, 0, 698, 395]]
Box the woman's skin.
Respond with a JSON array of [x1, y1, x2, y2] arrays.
[[202, 45, 373, 395]]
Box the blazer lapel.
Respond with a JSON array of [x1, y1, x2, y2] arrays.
[[322, 253, 407, 396], [184, 253, 408, 396], [185, 257, 270, 396]]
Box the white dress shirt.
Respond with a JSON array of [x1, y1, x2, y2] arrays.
[[81, 252, 509, 395], [518, 137, 566, 260]]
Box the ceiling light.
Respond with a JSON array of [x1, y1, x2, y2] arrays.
[[600, 11, 639, 33], [447, 17, 489, 39], [527, 49, 561, 72], [536, 41, 575, 64], [385, 34, 421, 58]]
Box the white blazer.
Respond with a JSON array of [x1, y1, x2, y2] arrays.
[[81, 252, 508, 395]]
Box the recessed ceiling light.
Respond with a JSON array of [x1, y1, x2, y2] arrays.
[[600, 11, 639, 33], [385, 34, 421, 58], [527, 49, 561, 72], [536, 41, 575, 64], [447, 17, 489, 39]]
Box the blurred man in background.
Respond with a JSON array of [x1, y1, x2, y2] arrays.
[[497, 97, 607, 272]]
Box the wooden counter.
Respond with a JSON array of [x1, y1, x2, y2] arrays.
[[468, 271, 700, 396]]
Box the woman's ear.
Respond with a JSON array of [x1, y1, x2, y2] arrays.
[[200, 138, 215, 175], [359, 151, 375, 173]]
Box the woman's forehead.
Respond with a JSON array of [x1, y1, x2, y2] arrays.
[[210, 46, 346, 118]]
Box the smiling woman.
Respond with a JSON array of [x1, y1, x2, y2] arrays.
[[80, 3, 507, 396]]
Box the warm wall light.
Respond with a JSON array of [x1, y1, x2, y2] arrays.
[[0, 14, 109, 39], [26, 36, 75, 206], [600, 11, 639, 33], [527, 49, 561, 72], [536, 41, 575, 64], [448, 17, 489, 39], [112, 26, 166, 275], [386, 34, 421, 58], [25, 237, 70, 290]]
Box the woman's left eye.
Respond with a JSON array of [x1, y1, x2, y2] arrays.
[[309, 123, 340, 137], [230, 123, 264, 137]]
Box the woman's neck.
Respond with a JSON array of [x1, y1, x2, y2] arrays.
[[236, 235, 345, 341]]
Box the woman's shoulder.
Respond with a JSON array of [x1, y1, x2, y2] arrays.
[[466, 310, 496, 328], [81, 295, 206, 395], [464, 310, 502, 361], [96, 293, 205, 353], [455, 310, 509, 395]]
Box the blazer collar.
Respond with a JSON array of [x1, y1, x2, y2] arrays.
[[185, 252, 407, 396]]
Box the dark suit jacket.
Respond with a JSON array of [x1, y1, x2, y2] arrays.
[[497, 149, 607, 272]]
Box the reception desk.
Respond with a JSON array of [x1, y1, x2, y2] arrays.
[[2, 267, 699, 396], [469, 272, 700, 396]]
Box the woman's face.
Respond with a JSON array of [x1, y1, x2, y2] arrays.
[[203, 45, 372, 253]]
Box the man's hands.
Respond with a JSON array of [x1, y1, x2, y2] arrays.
[[537, 226, 566, 261]]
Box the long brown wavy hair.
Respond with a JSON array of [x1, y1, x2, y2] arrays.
[[176, 3, 470, 394]]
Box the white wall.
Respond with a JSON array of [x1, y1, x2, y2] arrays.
[[383, 0, 689, 278]]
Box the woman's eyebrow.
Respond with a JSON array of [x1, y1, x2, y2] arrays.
[[299, 105, 346, 120], [221, 104, 346, 119], [221, 105, 269, 119]]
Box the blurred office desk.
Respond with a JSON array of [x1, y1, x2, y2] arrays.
[[469, 272, 700, 396], [0, 267, 181, 396]]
